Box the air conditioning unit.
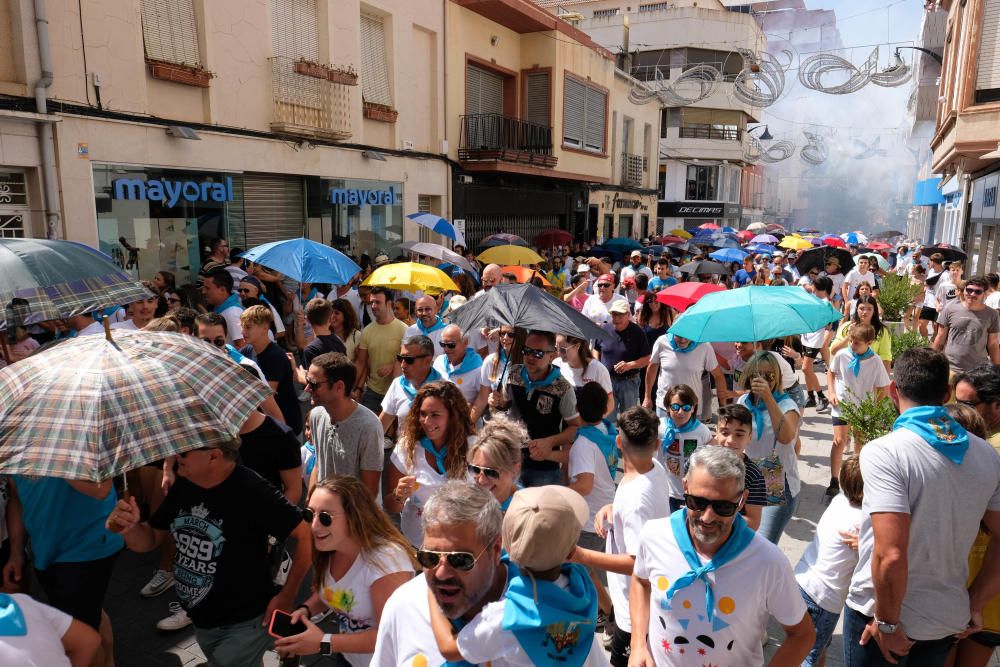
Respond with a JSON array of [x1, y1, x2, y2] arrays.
[[402, 140, 414, 150], [458, 175, 473, 184]]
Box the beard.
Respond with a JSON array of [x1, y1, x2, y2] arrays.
[[688, 515, 729, 547]]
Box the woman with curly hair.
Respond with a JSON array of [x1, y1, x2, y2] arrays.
[[276, 475, 416, 665], [384, 381, 474, 546]]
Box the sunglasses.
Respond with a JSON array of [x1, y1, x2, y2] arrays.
[[521, 346, 553, 359], [808, 271, 819, 277], [556, 345, 571, 353], [302, 508, 341, 527], [305, 378, 330, 390], [397, 354, 431, 364], [416, 546, 488, 572], [237, 288, 253, 294], [683, 493, 742, 517], [669, 403, 694, 412], [965, 287, 985, 295], [440, 341, 460, 349], [200, 337, 227, 348], [167, 297, 181, 304], [596, 283, 612, 288], [467, 463, 501, 480], [498, 331, 516, 339]]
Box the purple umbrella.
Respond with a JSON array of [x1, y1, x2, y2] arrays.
[[751, 234, 780, 244]]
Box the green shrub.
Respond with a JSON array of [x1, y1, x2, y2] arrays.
[[877, 273, 923, 322], [838, 392, 898, 447], [891, 329, 929, 362]]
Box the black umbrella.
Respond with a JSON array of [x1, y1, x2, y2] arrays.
[[794, 246, 855, 274], [445, 283, 612, 341], [678, 260, 730, 276], [873, 230, 905, 239], [922, 243, 967, 263]]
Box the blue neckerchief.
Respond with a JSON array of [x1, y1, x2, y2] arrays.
[[417, 316, 446, 336], [499, 485, 523, 513], [399, 368, 442, 400], [0, 594, 26, 636], [578, 420, 620, 480], [520, 365, 561, 397], [745, 392, 789, 440], [667, 333, 695, 354], [444, 348, 483, 378], [213, 292, 241, 315], [501, 561, 597, 667], [441, 298, 450, 314], [893, 405, 970, 465], [848, 347, 876, 376], [419, 436, 449, 475], [224, 344, 246, 365], [666, 509, 755, 622], [444, 616, 476, 667], [661, 417, 701, 455], [302, 287, 319, 303]]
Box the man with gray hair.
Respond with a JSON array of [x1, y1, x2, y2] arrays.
[[371, 481, 506, 665], [629, 446, 814, 666], [434, 324, 483, 403], [379, 335, 441, 435]]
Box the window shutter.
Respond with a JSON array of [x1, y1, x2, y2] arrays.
[[360, 14, 393, 106], [584, 87, 606, 152], [466, 66, 503, 115], [525, 71, 550, 126], [271, 0, 319, 60], [977, 0, 1000, 91], [563, 77, 586, 146], [140, 0, 201, 66]]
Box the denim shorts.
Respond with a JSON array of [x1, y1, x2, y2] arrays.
[[194, 613, 274, 667], [799, 587, 840, 667]]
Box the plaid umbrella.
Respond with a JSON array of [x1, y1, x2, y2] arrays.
[[0, 330, 271, 482], [0, 239, 153, 329]]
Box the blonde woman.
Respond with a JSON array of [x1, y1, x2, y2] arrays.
[[466, 413, 524, 512]]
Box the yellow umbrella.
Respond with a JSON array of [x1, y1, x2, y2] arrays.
[[779, 236, 813, 250], [669, 228, 693, 239], [362, 262, 459, 293], [477, 245, 544, 266]]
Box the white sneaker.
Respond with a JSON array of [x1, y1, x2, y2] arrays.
[[140, 570, 175, 598], [156, 602, 192, 631]]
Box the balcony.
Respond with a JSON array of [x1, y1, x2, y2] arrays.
[[269, 56, 351, 141], [678, 126, 743, 141], [621, 153, 647, 187], [458, 114, 557, 168]]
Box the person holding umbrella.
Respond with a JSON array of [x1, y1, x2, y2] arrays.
[[470, 325, 526, 423]]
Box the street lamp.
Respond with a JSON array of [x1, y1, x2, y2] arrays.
[[748, 125, 773, 141], [894, 46, 943, 66]]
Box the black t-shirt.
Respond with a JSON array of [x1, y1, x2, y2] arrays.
[[246, 342, 303, 435], [149, 465, 303, 628], [596, 322, 651, 378], [302, 333, 346, 369], [238, 415, 302, 492]]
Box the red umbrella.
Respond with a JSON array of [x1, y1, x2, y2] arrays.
[[698, 222, 721, 230], [822, 237, 847, 248], [660, 235, 688, 245], [866, 242, 892, 250], [533, 228, 573, 248], [736, 230, 755, 242], [656, 283, 727, 313]]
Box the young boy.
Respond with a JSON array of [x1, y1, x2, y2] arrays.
[[427, 486, 609, 666], [712, 404, 767, 531], [826, 322, 890, 496], [569, 407, 669, 667], [794, 456, 864, 667]]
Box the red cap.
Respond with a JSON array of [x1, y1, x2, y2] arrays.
[[598, 273, 615, 283]]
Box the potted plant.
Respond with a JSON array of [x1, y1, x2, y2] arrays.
[[327, 65, 358, 86], [147, 59, 214, 87], [838, 392, 898, 449], [363, 101, 398, 123], [890, 329, 929, 363], [295, 58, 330, 79], [877, 273, 922, 335]]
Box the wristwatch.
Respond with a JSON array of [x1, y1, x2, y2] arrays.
[[875, 617, 899, 634], [320, 633, 333, 656]]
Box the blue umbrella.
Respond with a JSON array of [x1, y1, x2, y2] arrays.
[[406, 213, 466, 246], [709, 247, 748, 264], [720, 226, 738, 234], [240, 238, 362, 285], [603, 237, 643, 252], [585, 245, 624, 263], [669, 286, 843, 343], [745, 243, 777, 255], [841, 232, 868, 245]]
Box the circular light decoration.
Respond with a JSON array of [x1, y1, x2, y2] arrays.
[[800, 131, 829, 165], [799, 46, 911, 94], [851, 136, 889, 160], [744, 135, 796, 164], [628, 65, 722, 107], [732, 49, 791, 107]]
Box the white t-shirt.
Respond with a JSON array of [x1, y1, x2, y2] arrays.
[[794, 493, 863, 614], [985, 291, 1000, 310], [649, 337, 719, 409], [569, 426, 619, 533], [828, 348, 891, 419], [479, 352, 509, 392], [843, 269, 877, 300], [110, 319, 139, 331], [633, 518, 807, 667], [620, 264, 654, 285], [391, 437, 474, 547], [433, 354, 483, 404], [553, 358, 613, 394], [76, 320, 106, 337], [656, 420, 713, 499], [846, 428, 1000, 640], [381, 376, 417, 424], [581, 293, 628, 327], [404, 322, 445, 357], [824, 271, 845, 302], [370, 573, 445, 667], [321, 544, 416, 667], [455, 574, 611, 666], [0, 594, 74, 667], [607, 461, 671, 632], [219, 305, 244, 343], [737, 393, 802, 496]]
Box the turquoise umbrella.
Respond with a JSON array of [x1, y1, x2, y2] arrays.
[[668, 286, 843, 343], [239, 238, 361, 284], [603, 237, 643, 252]]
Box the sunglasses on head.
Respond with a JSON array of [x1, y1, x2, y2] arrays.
[[397, 353, 431, 364], [521, 346, 552, 359], [669, 403, 694, 412], [416, 546, 488, 572], [302, 508, 340, 527], [200, 337, 226, 348], [467, 463, 501, 480], [684, 493, 742, 517]]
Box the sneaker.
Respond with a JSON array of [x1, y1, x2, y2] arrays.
[[816, 397, 830, 413], [804, 395, 817, 408], [596, 612, 610, 633], [140, 570, 175, 598], [157, 602, 192, 631], [825, 479, 840, 497]]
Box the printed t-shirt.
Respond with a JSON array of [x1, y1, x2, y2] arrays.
[[737, 393, 802, 497], [656, 420, 713, 499], [370, 573, 446, 666], [359, 319, 408, 395]]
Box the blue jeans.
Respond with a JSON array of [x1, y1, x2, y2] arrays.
[[800, 587, 840, 667], [521, 466, 562, 488], [842, 605, 955, 667], [611, 374, 641, 420], [759, 481, 799, 545]]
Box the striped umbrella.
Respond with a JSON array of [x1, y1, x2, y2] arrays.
[[0, 330, 271, 481]]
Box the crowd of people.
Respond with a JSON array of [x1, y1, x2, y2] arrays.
[[0, 231, 999, 667]]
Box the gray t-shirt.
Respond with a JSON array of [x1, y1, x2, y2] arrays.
[[312, 403, 385, 482], [846, 427, 1000, 639], [938, 301, 1000, 372]]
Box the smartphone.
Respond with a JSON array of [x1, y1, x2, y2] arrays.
[[268, 609, 307, 639]]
